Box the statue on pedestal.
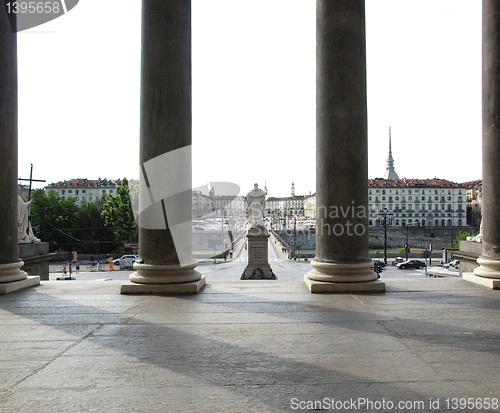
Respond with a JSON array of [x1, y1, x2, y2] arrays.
[[246, 183, 266, 228], [242, 183, 275, 280], [469, 188, 483, 243], [18, 196, 40, 244]]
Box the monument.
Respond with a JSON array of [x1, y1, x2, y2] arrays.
[[241, 184, 276, 280], [18, 195, 40, 244], [17, 191, 55, 281]]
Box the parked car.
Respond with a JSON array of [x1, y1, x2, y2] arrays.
[[397, 259, 426, 269], [372, 259, 386, 267], [443, 260, 459, 269], [392, 257, 405, 266], [113, 255, 138, 267]]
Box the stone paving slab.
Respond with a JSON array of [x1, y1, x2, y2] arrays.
[[0, 277, 499, 412]]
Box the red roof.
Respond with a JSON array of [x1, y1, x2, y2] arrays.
[[46, 178, 121, 188], [369, 178, 466, 188]]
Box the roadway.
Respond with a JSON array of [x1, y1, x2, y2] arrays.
[[47, 240, 451, 282]]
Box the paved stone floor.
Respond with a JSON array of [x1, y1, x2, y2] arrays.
[[1, 273, 500, 412]]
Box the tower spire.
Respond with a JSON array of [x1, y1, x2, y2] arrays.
[[383, 126, 399, 180]]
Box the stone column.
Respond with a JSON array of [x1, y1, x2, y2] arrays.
[[305, 0, 384, 292], [121, 0, 204, 294], [468, 0, 500, 289], [0, 9, 39, 294]]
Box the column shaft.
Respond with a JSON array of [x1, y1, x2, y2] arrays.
[[123, 0, 203, 291], [306, 0, 382, 290], [0, 8, 26, 283], [473, 0, 500, 279]]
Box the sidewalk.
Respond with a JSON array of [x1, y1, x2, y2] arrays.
[[1, 273, 499, 412]]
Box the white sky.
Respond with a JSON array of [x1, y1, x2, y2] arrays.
[[17, 0, 482, 198]]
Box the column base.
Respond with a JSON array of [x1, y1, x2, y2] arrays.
[[472, 256, 500, 279], [122, 261, 205, 294], [463, 272, 500, 290], [306, 259, 378, 283], [304, 275, 385, 293], [121, 275, 205, 294], [0, 261, 28, 283], [304, 259, 384, 293], [0, 276, 40, 295]]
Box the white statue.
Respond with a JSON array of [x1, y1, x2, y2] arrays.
[[18, 195, 40, 244], [469, 187, 483, 243], [246, 183, 266, 227]]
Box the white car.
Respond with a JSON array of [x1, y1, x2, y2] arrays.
[[113, 255, 138, 268], [443, 260, 459, 269]]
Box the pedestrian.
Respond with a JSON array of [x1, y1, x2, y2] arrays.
[[62, 263, 67, 276], [229, 248, 234, 259], [224, 250, 228, 262], [76, 262, 80, 274]]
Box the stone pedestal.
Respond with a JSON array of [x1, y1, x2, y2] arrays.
[[455, 240, 482, 276], [304, 0, 383, 293], [19, 242, 55, 281], [466, 0, 500, 289], [241, 226, 276, 280]]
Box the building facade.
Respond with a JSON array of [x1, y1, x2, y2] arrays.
[[462, 179, 482, 227], [45, 178, 122, 205], [302, 178, 468, 227], [368, 178, 467, 227]]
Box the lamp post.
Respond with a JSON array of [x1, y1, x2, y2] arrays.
[[405, 223, 412, 261], [377, 209, 393, 265]]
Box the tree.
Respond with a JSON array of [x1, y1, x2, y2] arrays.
[[29, 189, 78, 252], [452, 231, 471, 248], [101, 178, 138, 251], [72, 197, 115, 254]]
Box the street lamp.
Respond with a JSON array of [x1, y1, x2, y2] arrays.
[[377, 209, 393, 265], [405, 223, 412, 261]]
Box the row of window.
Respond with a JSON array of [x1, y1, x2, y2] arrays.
[[371, 204, 463, 211], [62, 196, 93, 202], [59, 188, 115, 195], [371, 196, 463, 202], [369, 218, 463, 227], [370, 189, 463, 195], [370, 212, 464, 218]]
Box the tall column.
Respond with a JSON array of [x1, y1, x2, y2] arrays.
[[305, 0, 384, 292], [121, 0, 204, 294], [469, 0, 500, 289], [0, 8, 39, 294]]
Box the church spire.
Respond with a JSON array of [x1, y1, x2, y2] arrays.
[[383, 126, 399, 180]]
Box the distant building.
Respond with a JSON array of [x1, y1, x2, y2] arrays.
[[303, 178, 467, 227], [461, 179, 482, 226], [265, 183, 306, 218], [192, 189, 246, 219], [18, 184, 30, 200], [304, 194, 316, 219], [369, 178, 467, 227], [45, 178, 122, 205]]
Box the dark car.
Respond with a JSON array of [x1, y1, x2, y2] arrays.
[[397, 259, 426, 269], [372, 260, 386, 267]]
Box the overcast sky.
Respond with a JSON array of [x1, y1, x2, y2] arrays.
[[17, 0, 482, 197]]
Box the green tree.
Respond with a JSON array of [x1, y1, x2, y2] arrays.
[[452, 231, 471, 248], [102, 178, 138, 251], [72, 197, 115, 254], [29, 189, 78, 252]]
